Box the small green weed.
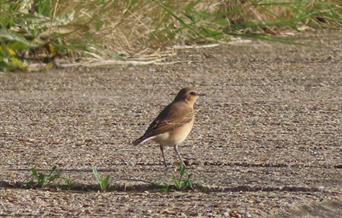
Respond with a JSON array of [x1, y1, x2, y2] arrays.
[[159, 182, 172, 193], [26, 166, 60, 188], [92, 167, 112, 191], [173, 163, 194, 190], [159, 163, 195, 192], [62, 177, 76, 190]]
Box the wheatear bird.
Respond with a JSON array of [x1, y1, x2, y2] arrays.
[[133, 87, 202, 167]]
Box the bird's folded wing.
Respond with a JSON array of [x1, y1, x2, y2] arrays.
[[143, 103, 193, 138]]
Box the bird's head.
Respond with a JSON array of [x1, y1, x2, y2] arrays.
[[174, 87, 204, 107]]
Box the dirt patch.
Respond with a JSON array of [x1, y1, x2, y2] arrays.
[[0, 30, 341, 217]]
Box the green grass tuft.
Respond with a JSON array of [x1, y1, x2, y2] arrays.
[[26, 166, 60, 188], [92, 167, 112, 191], [173, 163, 194, 190], [158, 163, 197, 192]]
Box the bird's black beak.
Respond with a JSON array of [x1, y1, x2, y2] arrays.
[[197, 93, 206, 96]]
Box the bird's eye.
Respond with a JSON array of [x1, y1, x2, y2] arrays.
[[190, 91, 197, 96]]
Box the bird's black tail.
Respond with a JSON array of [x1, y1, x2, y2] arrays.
[[132, 136, 145, 146]]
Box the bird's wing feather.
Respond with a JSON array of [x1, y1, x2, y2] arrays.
[[142, 102, 193, 139]]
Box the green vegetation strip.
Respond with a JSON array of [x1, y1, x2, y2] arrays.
[[1, 0, 341, 72], [0, 165, 335, 194]]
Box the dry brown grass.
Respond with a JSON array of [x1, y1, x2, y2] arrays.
[[1, 0, 341, 71], [52, 0, 341, 57]]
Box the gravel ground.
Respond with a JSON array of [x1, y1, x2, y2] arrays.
[[0, 30, 341, 217]]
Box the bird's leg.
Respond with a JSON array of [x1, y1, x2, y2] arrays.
[[174, 144, 185, 166], [160, 145, 167, 168]]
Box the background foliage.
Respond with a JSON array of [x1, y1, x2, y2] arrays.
[[0, 0, 341, 72]]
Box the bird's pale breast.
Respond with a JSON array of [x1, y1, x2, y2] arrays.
[[152, 118, 194, 145]]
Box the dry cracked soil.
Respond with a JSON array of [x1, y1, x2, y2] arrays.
[[0, 30, 341, 217]]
